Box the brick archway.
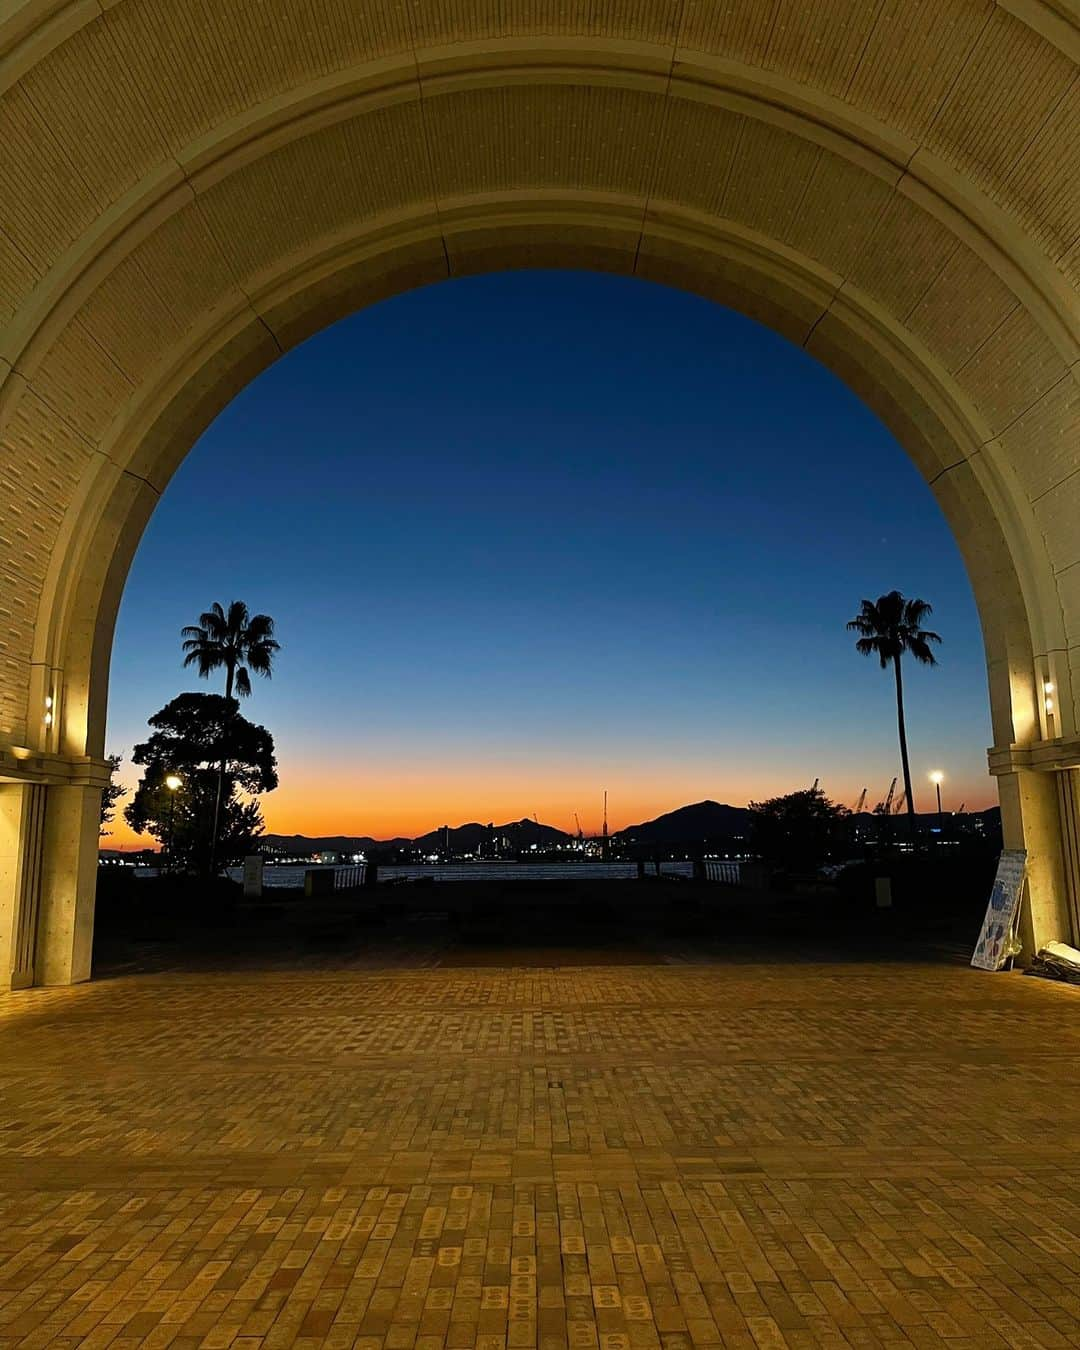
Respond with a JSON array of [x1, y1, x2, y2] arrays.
[[2, 2, 1078, 984]]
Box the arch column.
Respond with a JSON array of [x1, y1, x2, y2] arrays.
[[0, 782, 46, 990], [0, 759, 108, 989], [990, 745, 1080, 956], [1057, 769, 1080, 944], [36, 783, 101, 986]]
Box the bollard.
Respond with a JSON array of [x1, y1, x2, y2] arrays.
[[304, 868, 334, 898]]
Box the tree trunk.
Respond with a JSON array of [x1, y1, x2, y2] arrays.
[[209, 664, 234, 875], [893, 654, 916, 820]]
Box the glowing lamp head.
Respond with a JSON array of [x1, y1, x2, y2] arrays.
[[165, 774, 182, 791], [929, 771, 944, 785]]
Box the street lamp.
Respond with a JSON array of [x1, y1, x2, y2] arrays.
[[929, 771, 944, 837], [165, 774, 182, 870]]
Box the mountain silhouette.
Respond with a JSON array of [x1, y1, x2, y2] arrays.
[[616, 800, 752, 844], [413, 818, 570, 852]]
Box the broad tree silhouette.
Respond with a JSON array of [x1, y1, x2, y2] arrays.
[[181, 601, 280, 871], [848, 591, 940, 821], [125, 693, 279, 873]]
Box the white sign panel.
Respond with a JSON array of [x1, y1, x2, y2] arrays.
[[971, 849, 1026, 971], [242, 854, 264, 897]]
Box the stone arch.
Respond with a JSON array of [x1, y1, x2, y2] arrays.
[[1, 3, 1078, 984]]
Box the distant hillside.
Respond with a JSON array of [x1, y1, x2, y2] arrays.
[[261, 833, 410, 853], [616, 800, 752, 844], [262, 818, 572, 855], [849, 805, 1001, 833], [260, 803, 1002, 856]]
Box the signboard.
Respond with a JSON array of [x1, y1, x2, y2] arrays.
[[971, 849, 1026, 970], [242, 854, 264, 898]]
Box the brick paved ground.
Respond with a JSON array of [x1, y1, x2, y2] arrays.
[[1, 953, 1079, 1348]]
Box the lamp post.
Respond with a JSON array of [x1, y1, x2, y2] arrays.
[[929, 771, 944, 839], [165, 774, 182, 871]]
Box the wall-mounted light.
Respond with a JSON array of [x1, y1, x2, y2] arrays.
[[1044, 681, 1054, 694]]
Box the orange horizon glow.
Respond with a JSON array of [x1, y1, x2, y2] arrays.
[[101, 764, 1000, 850]]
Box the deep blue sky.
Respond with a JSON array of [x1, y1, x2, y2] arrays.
[[108, 271, 994, 841]]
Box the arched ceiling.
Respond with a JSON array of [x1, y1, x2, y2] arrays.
[[0, 1, 1078, 761]]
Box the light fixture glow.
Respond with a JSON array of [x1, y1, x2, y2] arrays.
[[1044, 681, 1054, 693], [929, 770, 944, 784], [165, 774, 182, 791]]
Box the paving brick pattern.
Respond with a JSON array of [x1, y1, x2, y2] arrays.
[[1, 962, 1079, 1348]]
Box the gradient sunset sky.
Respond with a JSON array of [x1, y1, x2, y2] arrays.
[[104, 271, 997, 847]]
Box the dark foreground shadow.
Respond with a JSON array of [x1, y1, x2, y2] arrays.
[[92, 875, 985, 977]]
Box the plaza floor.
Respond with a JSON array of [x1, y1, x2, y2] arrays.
[[1, 934, 1079, 1349]]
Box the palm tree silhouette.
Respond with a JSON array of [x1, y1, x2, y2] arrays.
[[181, 601, 280, 870], [848, 592, 940, 821], [182, 601, 279, 702]]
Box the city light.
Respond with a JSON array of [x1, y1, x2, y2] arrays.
[[165, 774, 182, 791], [929, 770, 944, 785]]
